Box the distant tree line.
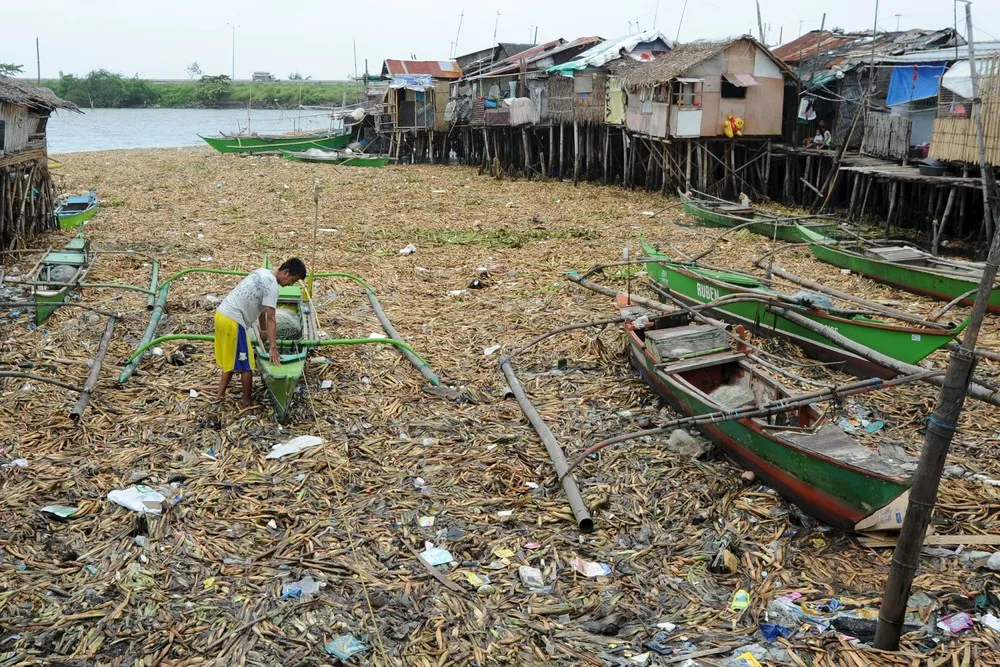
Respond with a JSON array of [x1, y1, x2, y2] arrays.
[[42, 69, 361, 109]]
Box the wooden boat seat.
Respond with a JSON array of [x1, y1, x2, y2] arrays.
[[775, 424, 908, 477], [646, 325, 729, 363], [42, 251, 87, 266], [718, 205, 755, 215], [865, 246, 928, 265]]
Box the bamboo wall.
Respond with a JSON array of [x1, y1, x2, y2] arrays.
[[1, 103, 31, 153], [930, 55, 1000, 165], [861, 113, 911, 160], [0, 154, 58, 251]]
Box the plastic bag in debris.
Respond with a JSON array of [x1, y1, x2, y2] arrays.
[[325, 634, 368, 659], [266, 435, 324, 459], [791, 290, 836, 310], [107, 485, 166, 514], [281, 575, 325, 599]]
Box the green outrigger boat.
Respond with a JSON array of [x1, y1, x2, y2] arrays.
[[641, 241, 967, 378], [625, 311, 911, 530], [55, 190, 98, 231], [796, 225, 1000, 314], [680, 191, 839, 243], [249, 269, 318, 421], [199, 130, 351, 155], [280, 149, 392, 167], [25, 234, 94, 325]]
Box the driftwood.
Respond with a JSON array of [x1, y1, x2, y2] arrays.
[[70, 316, 117, 420]]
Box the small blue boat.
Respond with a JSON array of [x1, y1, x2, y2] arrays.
[[56, 190, 98, 230]]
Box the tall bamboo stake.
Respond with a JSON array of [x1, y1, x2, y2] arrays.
[[307, 179, 320, 298], [874, 3, 1000, 648]]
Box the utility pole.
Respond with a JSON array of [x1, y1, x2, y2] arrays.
[[676, 0, 690, 42], [353, 39, 358, 79], [874, 1, 1000, 649], [653, 0, 660, 29], [453, 9, 465, 57], [35, 38, 40, 84], [894, 13, 902, 31], [756, 1, 765, 42], [227, 23, 238, 80]]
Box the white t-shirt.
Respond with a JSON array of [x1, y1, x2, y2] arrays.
[[217, 268, 279, 329]]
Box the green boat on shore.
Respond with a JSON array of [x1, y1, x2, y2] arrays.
[[29, 234, 94, 324], [625, 314, 911, 530], [199, 130, 350, 155], [641, 241, 967, 378], [280, 149, 391, 167], [680, 191, 839, 243], [796, 225, 1000, 314], [55, 190, 98, 231]]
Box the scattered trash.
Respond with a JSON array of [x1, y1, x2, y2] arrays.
[[655, 621, 677, 632], [468, 279, 485, 289], [730, 589, 750, 611], [324, 634, 368, 660], [414, 477, 427, 489], [447, 289, 469, 297], [726, 652, 763, 667], [2, 458, 28, 468], [493, 547, 515, 559], [759, 622, 793, 642], [420, 546, 453, 566], [399, 244, 417, 255], [266, 519, 278, 529], [570, 557, 612, 578], [984, 552, 1000, 571], [524, 541, 542, 550], [464, 572, 490, 587], [281, 575, 324, 599], [497, 509, 514, 518], [188, 389, 199, 398], [629, 652, 652, 665], [982, 613, 1000, 633], [907, 592, 934, 609], [418, 515, 435, 527], [483, 345, 501, 356], [40, 505, 79, 519], [108, 485, 165, 514], [320, 380, 333, 390], [266, 435, 324, 459], [134, 536, 150, 549], [476, 584, 497, 596], [938, 612, 974, 634], [151, 347, 164, 357], [518, 565, 545, 590]]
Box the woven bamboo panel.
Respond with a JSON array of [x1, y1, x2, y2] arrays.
[[930, 55, 1000, 164]]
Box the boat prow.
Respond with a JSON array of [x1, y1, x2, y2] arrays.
[[56, 190, 99, 231]]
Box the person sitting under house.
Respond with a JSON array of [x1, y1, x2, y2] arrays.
[[214, 258, 307, 407], [804, 120, 833, 149]]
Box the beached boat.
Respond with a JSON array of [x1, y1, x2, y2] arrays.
[[796, 225, 1000, 314], [28, 234, 94, 324], [680, 190, 839, 243], [199, 130, 350, 155], [55, 190, 98, 231], [625, 313, 911, 529], [640, 241, 966, 377], [249, 278, 318, 422], [279, 149, 392, 167]]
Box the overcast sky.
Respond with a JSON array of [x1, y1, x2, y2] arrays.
[[6, 0, 1000, 80]]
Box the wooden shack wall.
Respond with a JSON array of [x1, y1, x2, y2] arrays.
[[434, 82, 450, 132], [605, 75, 626, 125], [862, 113, 911, 160], [930, 55, 1000, 165], [1, 103, 31, 153]]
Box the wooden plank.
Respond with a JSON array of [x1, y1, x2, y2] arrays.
[[857, 533, 1000, 549]]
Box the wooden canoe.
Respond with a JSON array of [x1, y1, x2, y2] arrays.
[[56, 190, 98, 231], [680, 190, 839, 243], [249, 281, 317, 422], [199, 130, 350, 154], [641, 241, 967, 378], [30, 234, 94, 324], [796, 224, 1000, 314], [280, 149, 392, 167], [625, 314, 911, 529]]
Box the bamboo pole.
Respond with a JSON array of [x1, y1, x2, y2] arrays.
[[0, 371, 82, 393], [70, 316, 117, 420], [874, 3, 1000, 648], [499, 356, 594, 532], [118, 284, 169, 383]]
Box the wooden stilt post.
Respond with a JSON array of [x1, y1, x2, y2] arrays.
[[522, 128, 531, 176], [884, 180, 899, 238], [859, 175, 873, 221], [622, 130, 629, 187], [549, 126, 555, 178], [685, 140, 693, 192], [573, 121, 581, 185], [603, 127, 610, 185], [559, 123, 566, 177], [932, 186, 957, 255]]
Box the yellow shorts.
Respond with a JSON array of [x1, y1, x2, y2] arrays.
[[214, 311, 256, 372]]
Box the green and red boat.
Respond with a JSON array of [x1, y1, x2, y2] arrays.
[[199, 130, 351, 155], [625, 313, 911, 530], [280, 149, 392, 167], [641, 241, 967, 378], [680, 190, 839, 243], [796, 224, 1000, 314]]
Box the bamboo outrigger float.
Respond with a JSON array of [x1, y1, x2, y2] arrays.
[[119, 261, 440, 422], [680, 190, 840, 243]]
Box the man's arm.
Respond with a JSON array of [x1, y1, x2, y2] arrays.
[[258, 312, 268, 336], [265, 306, 281, 365]]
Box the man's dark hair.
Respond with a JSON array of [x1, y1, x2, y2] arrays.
[[279, 257, 307, 280]]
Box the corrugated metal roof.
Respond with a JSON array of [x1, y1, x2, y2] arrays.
[[461, 37, 602, 81], [772, 32, 857, 62], [877, 42, 1000, 63], [382, 59, 462, 79]]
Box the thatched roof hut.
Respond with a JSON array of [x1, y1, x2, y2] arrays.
[[0, 76, 77, 113]]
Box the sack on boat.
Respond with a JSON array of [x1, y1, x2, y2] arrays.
[[47, 264, 77, 285], [791, 290, 836, 311]]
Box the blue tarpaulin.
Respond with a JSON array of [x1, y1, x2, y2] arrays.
[[886, 62, 946, 106]]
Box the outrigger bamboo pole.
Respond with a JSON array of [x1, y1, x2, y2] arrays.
[[499, 356, 594, 533], [118, 284, 169, 383], [146, 260, 159, 310], [0, 372, 82, 392], [70, 316, 116, 420]]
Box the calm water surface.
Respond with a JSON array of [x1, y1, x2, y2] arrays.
[[47, 108, 340, 154]]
